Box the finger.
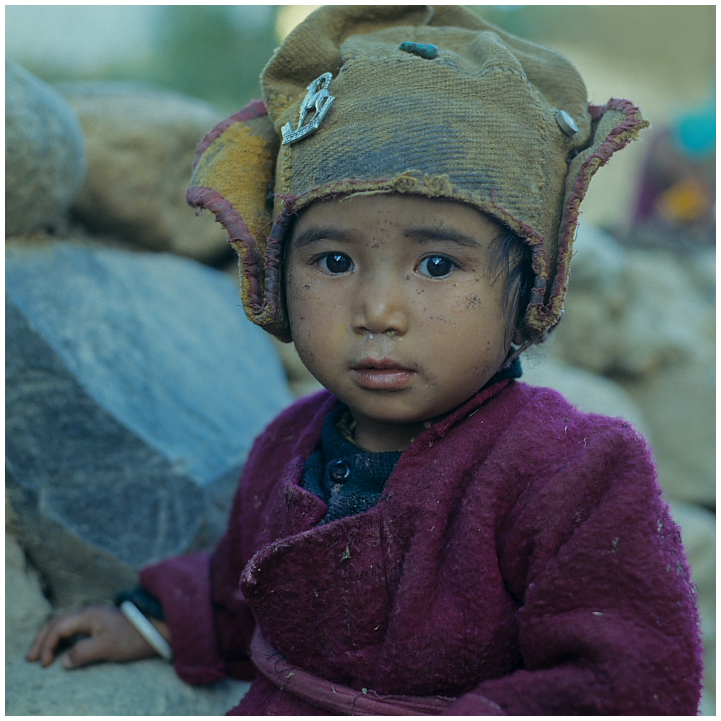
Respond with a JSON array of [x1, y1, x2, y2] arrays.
[[61, 633, 115, 670], [28, 617, 69, 666], [27, 619, 55, 661], [38, 613, 94, 668]]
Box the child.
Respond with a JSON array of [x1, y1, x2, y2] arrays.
[[28, 6, 703, 715]]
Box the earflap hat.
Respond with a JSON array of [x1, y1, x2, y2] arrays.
[[187, 5, 648, 343]]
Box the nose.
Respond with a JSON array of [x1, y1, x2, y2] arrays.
[[353, 271, 409, 336]]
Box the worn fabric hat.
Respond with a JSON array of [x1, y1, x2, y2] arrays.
[[187, 5, 648, 342]]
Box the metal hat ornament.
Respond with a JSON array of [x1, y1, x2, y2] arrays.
[[187, 5, 648, 343]]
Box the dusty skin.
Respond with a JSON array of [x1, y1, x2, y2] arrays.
[[285, 193, 523, 452]]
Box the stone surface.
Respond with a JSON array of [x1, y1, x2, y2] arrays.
[[682, 246, 716, 302], [6, 531, 52, 640], [5, 62, 86, 236], [271, 337, 324, 397], [667, 501, 716, 715], [550, 225, 714, 375], [57, 81, 228, 262], [5, 527, 251, 715], [6, 239, 292, 607], [619, 362, 715, 506]]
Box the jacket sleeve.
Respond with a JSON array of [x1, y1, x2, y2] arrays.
[[137, 391, 332, 685], [138, 438, 271, 684], [445, 422, 703, 715]]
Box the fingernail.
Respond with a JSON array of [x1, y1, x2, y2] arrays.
[[61, 654, 72, 669]]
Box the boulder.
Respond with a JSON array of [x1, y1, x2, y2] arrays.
[[667, 501, 716, 715], [620, 362, 715, 506], [271, 337, 324, 398], [57, 82, 228, 263], [5, 62, 85, 236], [6, 650, 250, 715], [683, 246, 716, 302], [550, 225, 714, 375], [6, 239, 293, 608]]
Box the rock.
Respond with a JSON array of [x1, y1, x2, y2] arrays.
[[6, 239, 293, 607], [5, 62, 85, 236], [683, 246, 715, 302], [271, 337, 324, 397], [522, 353, 650, 438], [57, 82, 228, 263], [551, 225, 714, 375], [667, 501, 716, 715], [6, 531, 52, 643], [5, 528, 250, 714], [668, 501, 715, 623], [619, 362, 715, 506], [5, 652, 250, 715]]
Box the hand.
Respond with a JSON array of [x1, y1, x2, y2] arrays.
[[26, 604, 171, 670]]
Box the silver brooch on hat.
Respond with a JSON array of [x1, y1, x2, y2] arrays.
[[282, 72, 335, 145], [555, 109, 578, 137]]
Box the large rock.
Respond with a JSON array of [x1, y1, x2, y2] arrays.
[[6, 239, 293, 607], [550, 225, 714, 375], [5, 62, 85, 236], [57, 82, 228, 262], [620, 362, 715, 506], [667, 501, 716, 716]]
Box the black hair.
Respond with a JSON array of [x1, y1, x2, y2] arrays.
[[488, 226, 535, 342]]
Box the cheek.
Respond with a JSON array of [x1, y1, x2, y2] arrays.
[[450, 293, 483, 313], [285, 274, 343, 360]]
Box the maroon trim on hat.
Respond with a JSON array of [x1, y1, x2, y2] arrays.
[[186, 185, 289, 337], [536, 97, 648, 330], [261, 210, 291, 318], [186, 185, 263, 311], [191, 99, 268, 172]]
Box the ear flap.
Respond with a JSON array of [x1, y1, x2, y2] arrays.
[[187, 100, 291, 340], [525, 98, 649, 334]]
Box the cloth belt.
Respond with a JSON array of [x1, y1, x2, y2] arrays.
[[250, 627, 456, 715]]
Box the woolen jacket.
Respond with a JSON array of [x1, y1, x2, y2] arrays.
[[140, 380, 702, 714]]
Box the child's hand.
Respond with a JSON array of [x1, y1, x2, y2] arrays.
[[26, 605, 170, 669]]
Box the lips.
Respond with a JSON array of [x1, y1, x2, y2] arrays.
[[351, 358, 416, 391]]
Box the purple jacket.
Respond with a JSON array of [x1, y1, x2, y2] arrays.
[[140, 380, 702, 715]]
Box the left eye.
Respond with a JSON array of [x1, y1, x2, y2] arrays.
[[417, 255, 456, 278], [317, 252, 353, 274]]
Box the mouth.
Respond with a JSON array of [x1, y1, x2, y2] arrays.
[[350, 358, 416, 391]]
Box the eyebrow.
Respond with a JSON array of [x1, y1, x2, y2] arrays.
[[290, 225, 485, 250], [290, 227, 354, 249], [404, 227, 482, 248]]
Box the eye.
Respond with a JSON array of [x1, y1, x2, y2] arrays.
[[316, 252, 353, 274], [417, 254, 456, 278]]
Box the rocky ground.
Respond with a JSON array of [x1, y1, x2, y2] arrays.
[[6, 63, 715, 715]]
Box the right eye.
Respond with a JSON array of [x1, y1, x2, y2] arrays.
[[316, 252, 353, 274]]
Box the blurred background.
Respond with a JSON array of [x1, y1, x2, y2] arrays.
[[5, 5, 715, 716]]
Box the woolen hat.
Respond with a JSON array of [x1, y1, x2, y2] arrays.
[[187, 5, 648, 342]]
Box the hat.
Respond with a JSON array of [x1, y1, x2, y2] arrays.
[[187, 5, 648, 342]]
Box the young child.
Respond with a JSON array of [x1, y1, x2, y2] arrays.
[[28, 6, 703, 715]]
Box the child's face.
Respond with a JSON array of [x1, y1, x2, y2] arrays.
[[285, 194, 514, 452]]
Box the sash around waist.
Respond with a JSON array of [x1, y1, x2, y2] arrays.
[[249, 627, 457, 715]]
